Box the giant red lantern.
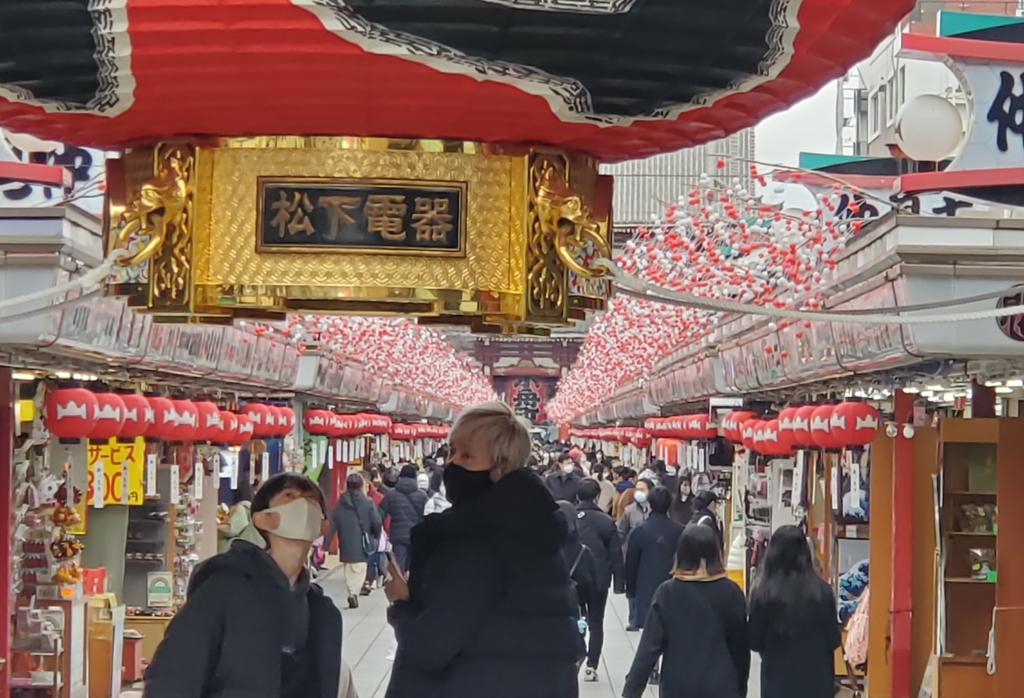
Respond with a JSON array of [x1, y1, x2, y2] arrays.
[[89, 392, 126, 441], [792, 406, 817, 449], [0, 1, 914, 162], [117, 392, 154, 440], [832, 401, 881, 448], [242, 403, 273, 438], [167, 399, 199, 442], [810, 405, 842, 450], [303, 409, 332, 435], [146, 396, 175, 440], [45, 387, 99, 440]]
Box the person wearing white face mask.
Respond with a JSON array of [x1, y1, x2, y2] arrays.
[[545, 453, 582, 503], [146, 473, 349, 698]]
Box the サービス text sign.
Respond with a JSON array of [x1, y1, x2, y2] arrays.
[[86, 437, 145, 506], [257, 178, 466, 256]]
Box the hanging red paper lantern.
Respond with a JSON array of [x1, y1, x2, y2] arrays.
[[89, 392, 126, 441], [832, 401, 881, 447], [792, 405, 817, 448], [146, 396, 175, 440], [193, 401, 223, 442], [777, 407, 800, 450], [241, 402, 273, 438], [167, 399, 199, 442], [391, 423, 416, 441], [45, 387, 99, 440], [810, 404, 841, 450], [741, 419, 760, 451], [761, 419, 791, 457], [722, 410, 755, 442], [277, 406, 296, 435], [217, 410, 239, 444], [117, 392, 154, 440], [752, 421, 768, 454], [233, 414, 255, 445], [303, 408, 332, 435], [687, 414, 718, 440]]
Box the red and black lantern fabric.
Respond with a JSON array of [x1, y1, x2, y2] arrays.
[[0, 1, 915, 161], [89, 392, 126, 441], [193, 401, 223, 443], [146, 396, 175, 440], [117, 392, 154, 439], [832, 401, 881, 448], [45, 387, 99, 440], [167, 399, 199, 442], [241, 402, 273, 438]]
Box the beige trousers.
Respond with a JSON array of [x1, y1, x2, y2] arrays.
[[340, 561, 368, 597]]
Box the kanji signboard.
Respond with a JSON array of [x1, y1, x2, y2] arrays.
[[257, 178, 466, 256]]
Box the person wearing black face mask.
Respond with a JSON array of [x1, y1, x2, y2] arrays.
[[383, 402, 581, 698]]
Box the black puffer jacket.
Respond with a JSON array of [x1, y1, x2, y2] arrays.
[[381, 476, 428, 545], [576, 500, 622, 592], [327, 489, 383, 563], [386, 469, 581, 698], [145, 541, 342, 698]]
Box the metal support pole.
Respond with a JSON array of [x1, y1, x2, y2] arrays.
[[891, 389, 914, 698]]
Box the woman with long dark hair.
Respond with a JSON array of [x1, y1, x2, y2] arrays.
[[748, 525, 841, 698], [623, 524, 749, 698]]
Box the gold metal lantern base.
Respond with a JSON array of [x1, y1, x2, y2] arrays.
[[103, 137, 612, 334]]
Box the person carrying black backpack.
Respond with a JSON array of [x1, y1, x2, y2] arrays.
[[575, 478, 622, 683], [556, 500, 598, 672]]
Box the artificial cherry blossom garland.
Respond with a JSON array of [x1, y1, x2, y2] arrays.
[[287, 316, 495, 409], [547, 164, 875, 424]]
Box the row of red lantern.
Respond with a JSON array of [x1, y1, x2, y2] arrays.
[[723, 402, 881, 455], [303, 410, 394, 437], [44, 388, 296, 445], [568, 427, 652, 448], [643, 414, 718, 440], [390, 423, 450, 441]]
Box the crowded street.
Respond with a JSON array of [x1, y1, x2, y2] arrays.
[[5, 2, 1024, 698]]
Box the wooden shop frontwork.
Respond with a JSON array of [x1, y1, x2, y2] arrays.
[[102, 138, 612, 335]]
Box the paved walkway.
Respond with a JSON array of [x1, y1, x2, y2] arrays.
[[318, 569, 762, 698]]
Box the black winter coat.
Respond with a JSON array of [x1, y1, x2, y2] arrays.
[[145, 541, 342, 698], [624, 577, 749, 698], [327, 489, 383, 563], [748, 577, 841, 698], [381, 476, 428, 545], [624, 513, 684, 628], [545, 470, 582, 503], [576, 500, 622, 591], [692, 507, 725, 548], [386, 469, 581, 698], [560, 535, 599, 612]]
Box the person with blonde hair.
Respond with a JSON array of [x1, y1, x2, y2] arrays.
[[384, 401, 582, 698]]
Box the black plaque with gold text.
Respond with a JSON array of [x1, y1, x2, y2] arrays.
[[257, 178, 466, 256]]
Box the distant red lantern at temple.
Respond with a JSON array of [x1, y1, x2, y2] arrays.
[[792, 406, 817, 448], [193, 401, 223, 443], [242, 402, 273, 438], [810, 405, 841, 450], [146, 396, 175, 441], [167, 399, 199, 442], [303, 409, 332, 435]]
